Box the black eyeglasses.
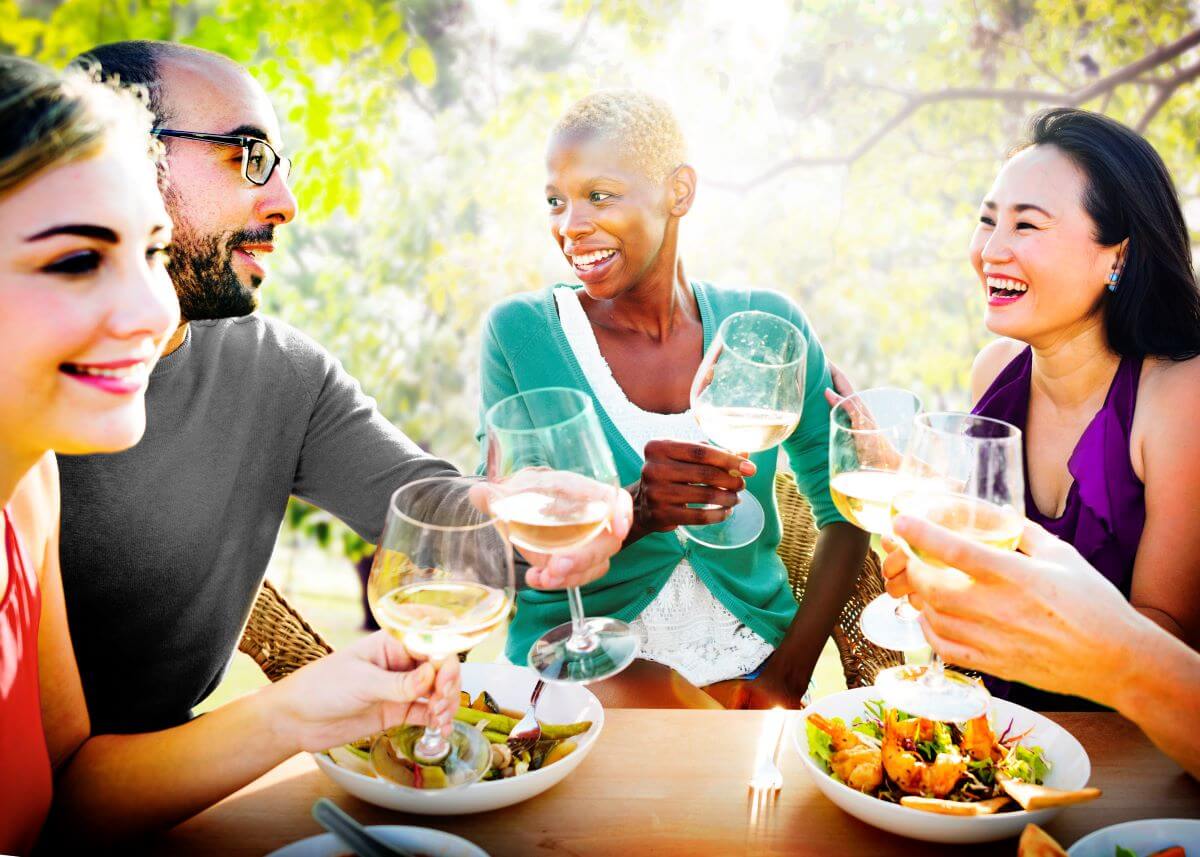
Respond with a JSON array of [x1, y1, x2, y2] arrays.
[[152, 129, 293, 186]]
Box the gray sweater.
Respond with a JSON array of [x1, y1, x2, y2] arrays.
[[59, 315, 458, 733]]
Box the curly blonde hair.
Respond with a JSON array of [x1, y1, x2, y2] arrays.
[[551, 90, 686, 183]]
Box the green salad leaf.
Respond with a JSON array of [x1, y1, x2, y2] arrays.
[[1114, 847, 1138, 857], [806, 718, 835, 773], [1000, 744, 1050, 784]]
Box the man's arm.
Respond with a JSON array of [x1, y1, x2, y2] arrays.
[[286, 329, 461, 543]]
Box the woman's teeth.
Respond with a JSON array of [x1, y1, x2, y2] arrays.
[[986, 276, 1028, 296], [573, 249, 616, 269], [62, 363, 149, 379]]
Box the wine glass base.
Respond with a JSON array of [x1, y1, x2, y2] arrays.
[[873, 664, 990, 722], [860, 593, 930, 651], [528, 617, 639, 684], [371, 722, 491, 790], [679, 491, 764, 550]]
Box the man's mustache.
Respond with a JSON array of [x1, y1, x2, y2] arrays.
[[226, 225, 275, 251]]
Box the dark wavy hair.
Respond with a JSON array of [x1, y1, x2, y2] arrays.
[[1016, 108, 1200, 360]]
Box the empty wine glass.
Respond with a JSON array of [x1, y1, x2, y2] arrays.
[[485, 387, 638, 684], [366, 476, 515, 789], [873, 412, 1024, 722], [684, 311, 807, 550]]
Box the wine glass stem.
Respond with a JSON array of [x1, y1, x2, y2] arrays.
[[413, 724, 450, 764], [894, 596, 920, 622], [564, 586, 597, 654]]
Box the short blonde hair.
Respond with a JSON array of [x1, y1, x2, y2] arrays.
[[0, 56, 159, 197], [551, 90, 686, 183]]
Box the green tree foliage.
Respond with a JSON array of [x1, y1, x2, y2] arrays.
[[5, 0, 1196, 557]]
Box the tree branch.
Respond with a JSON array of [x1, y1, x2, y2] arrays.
[[1135, 57, 1200, 133], [711, 27, 1200, 192]]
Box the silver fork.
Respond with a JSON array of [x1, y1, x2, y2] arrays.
[[748, 709, 787, 825], [506, 679, 545, 755]]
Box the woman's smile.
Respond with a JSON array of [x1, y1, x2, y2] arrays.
[[985, 273, 1030, 307], [566, 246, 620, 283]]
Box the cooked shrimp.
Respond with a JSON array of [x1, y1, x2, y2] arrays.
[[808, 713, 883, 793], [882, 710, 966, 797], [959, 714, 1003, 763], [832, 744, 884, 793], [808, 713, 869, 751]]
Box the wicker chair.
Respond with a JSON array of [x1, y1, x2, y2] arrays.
[[238, 471, 902, 687], [773, 470, 902, 687]]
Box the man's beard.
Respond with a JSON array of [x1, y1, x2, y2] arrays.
[[168, 222, 274, 322]]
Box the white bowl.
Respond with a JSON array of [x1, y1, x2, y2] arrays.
[[265, 825, 489, 857], [315, 662, 603, 815], [1068, 818, 1200, 856], [793, 685, 1093, 844]]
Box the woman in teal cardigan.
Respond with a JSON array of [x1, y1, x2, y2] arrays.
[[476, 91, 869, 709]]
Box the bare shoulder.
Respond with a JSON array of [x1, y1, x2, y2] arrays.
[[969, 338, 1025, 405], [1139, 354, 1200, 420], [8, 452, 60, 577]]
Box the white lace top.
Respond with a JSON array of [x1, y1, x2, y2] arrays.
[[554, 287, 775, 687]]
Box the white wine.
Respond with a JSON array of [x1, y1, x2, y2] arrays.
[[695, 405, 800, 452], [891, 491, 1023, 564], [829, 469, 911, 535], [491, 487, 611, 554], [374, 580, 511, 658]]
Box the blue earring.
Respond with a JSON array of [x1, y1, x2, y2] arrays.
[[1107, 271, 1120, 293]]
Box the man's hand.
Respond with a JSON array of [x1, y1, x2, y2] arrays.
[[471, 475, 634, 590], [520, 486, 634, 590]]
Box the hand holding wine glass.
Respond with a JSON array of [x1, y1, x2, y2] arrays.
[[684, 310, 807, 550], [269, 632, 461, 755], [468, 477, 634, 590], [366, 476, 516, 789], [629, 439, 756, 534], [873, 412, 1025, 722], [485, 387, 639, 684]]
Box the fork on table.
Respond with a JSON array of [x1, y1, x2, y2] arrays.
[[748, 707, 788, 824]]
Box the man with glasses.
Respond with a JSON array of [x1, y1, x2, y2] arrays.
[[58, 41, 630, 736]]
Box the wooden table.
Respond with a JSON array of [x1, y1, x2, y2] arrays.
[[143, 711, 1199, 856]]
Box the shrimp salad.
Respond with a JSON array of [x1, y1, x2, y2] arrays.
[[806, 699, 1049, 807]]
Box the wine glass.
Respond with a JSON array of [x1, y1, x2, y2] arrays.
[[828, 387, 928, 651], [683, 310, 807, 550], [366, 476, 515, 789], [485, 387, 639, 684], [873, 412, 1025, 722]]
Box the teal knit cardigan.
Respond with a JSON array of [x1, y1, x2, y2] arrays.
[[476, 281, 844, 666]]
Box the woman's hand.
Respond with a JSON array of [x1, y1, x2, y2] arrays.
[[893, 515, 1139, 702], [880, 535, 917, 602], [263, 632, 460, 754], [630, 439, 755, 534]]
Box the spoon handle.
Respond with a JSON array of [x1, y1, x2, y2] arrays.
[[311, 797, 414, 857]]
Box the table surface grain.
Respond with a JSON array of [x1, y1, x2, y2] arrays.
[[141, 709, 1200, 857]]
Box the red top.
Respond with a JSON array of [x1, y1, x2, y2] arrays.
[[0, 508, 53, 855]]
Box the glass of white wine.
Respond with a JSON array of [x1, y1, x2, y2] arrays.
[[485, 387, 639, 684], [828, 387, 928, 651], [366, 476, 515, 789], [873, 412, 1025, 722], [684, 310, 806, 550]]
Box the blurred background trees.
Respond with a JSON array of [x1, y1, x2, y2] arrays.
[[5, 0, 1198, 558]]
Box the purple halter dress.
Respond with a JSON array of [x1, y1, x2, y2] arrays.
[[972, 346, 1145, 711]]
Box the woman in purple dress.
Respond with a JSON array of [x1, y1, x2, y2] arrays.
[[884, 107, 1200, 710]]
